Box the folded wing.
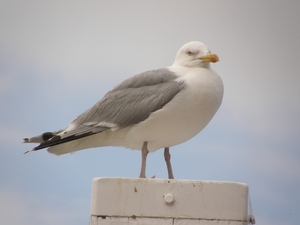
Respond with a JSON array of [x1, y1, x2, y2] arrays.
[[25, 68, 185, 152]]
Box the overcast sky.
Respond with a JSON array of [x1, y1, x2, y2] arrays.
[[1, 1, 299, 225]]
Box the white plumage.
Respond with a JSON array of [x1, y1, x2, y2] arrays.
[[24, 41, 223, 179]]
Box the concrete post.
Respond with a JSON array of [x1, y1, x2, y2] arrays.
[[89, 178, 255, 225]]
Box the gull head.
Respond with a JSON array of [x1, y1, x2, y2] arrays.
[[173, 41, 219, 68]]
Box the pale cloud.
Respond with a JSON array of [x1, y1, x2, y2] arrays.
[[0, 187, 28, 225], [249, 148, 300, 181], [258, 217, 295, 225], [254, 181, 290, 207], [188, 139, 299, 186], [0, 126, 32, 147], [220, 42, 300, 141], [0, 70, 17, 94], [0, 186, 88, 225], [218, 144, 299, 181], [0, 1, 174, 81]]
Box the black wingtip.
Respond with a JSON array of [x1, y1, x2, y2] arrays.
[[24, 149, 34, 154]]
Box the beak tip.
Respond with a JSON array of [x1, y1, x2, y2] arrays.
[[211, 54, 219, 63], [201, 54, 219, 63]]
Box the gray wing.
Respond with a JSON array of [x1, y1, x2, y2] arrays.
[[72, 68, 184, 130], [29, 68, 185, 151]]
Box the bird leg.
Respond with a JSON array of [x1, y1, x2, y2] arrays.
[[139, 142, 149, 178], [164, 147, 174, 179]]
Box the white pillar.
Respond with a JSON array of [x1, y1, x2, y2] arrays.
[[90, 178, 255, 225]]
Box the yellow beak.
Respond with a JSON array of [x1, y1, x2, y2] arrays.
[[200, 53, 219, 63]]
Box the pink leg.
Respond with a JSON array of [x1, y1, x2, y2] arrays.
[[139, 142, 149, 178], [164, 147, 174, 179]]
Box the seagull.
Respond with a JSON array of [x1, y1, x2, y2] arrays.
[[23, 41, 224, 179]]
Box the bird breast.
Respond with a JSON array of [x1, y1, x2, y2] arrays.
[[124, 67, 224, 151]]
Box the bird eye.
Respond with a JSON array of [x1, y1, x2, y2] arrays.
[[187, 51, 194, 56]]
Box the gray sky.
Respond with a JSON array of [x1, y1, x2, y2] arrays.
[[1, 1, 299, 225]]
